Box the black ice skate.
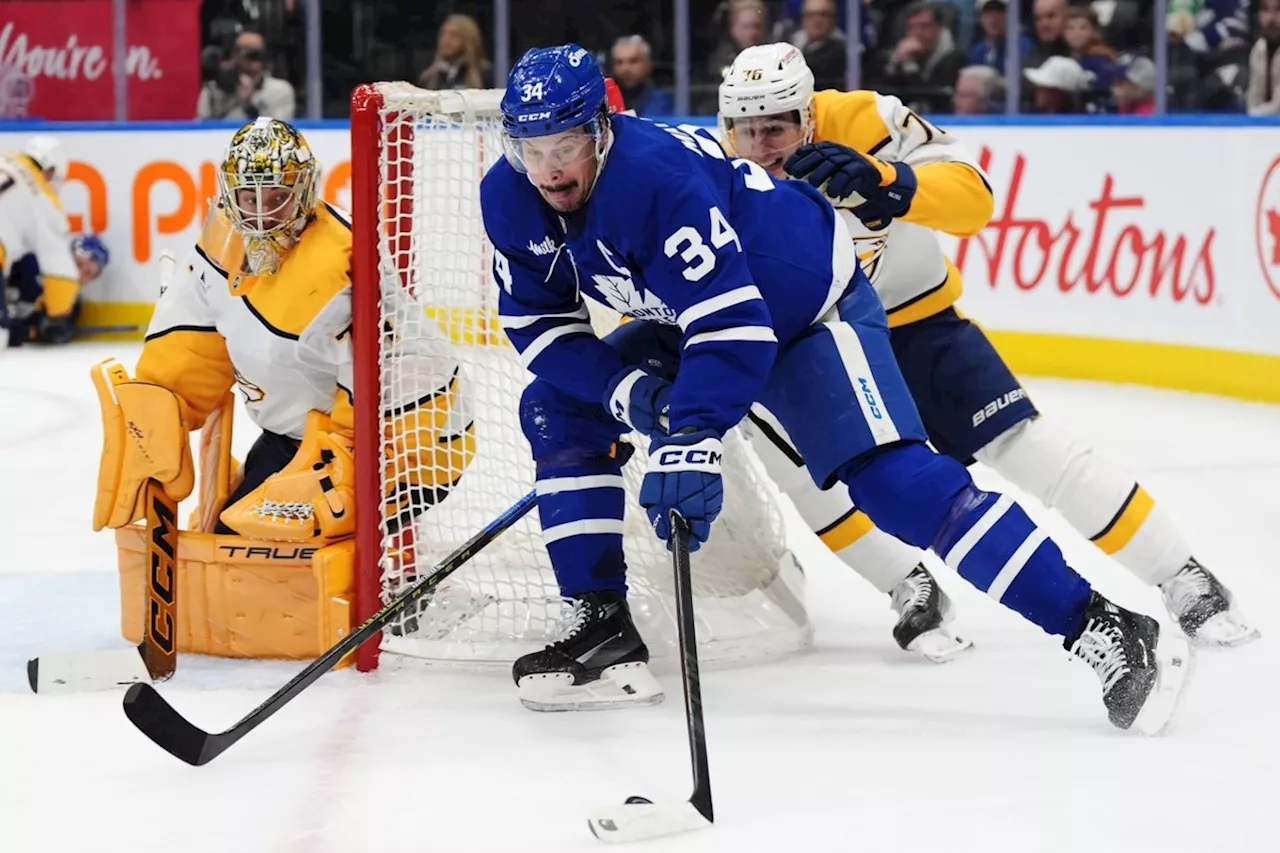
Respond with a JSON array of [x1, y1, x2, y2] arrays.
[[1066, 591, 1193, 735], [1159, 558, 1260, 648], [889, 565, 973, 663], [513, 590, 664, 712]]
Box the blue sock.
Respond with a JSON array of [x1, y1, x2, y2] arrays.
[[932, 485, 1091, 638], [534, 459, 628, 598], [839, 443, 1090, 638]]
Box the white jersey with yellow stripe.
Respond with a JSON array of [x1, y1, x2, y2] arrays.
[[140, 201, 470, 443], [810, 90, 994, 327], [0, 152, 78, 287]]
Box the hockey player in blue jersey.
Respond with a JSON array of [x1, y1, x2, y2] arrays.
[[480, 45, 1192, 733]]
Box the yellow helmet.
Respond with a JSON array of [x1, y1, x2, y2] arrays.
[[217, 118, 318, 274]]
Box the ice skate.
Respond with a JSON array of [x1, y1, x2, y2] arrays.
[[1067, 591, 1194, 735], [889, 564, 973, 663], [514, 590, 664, 712], [1159, 558, 1260, 648]]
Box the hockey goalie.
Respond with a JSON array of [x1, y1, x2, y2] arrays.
[[92, 118, 475, 660]]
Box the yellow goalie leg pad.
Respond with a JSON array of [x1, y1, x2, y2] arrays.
[[117, 527, 355, 662], [92, 358, 195, 531], [219, 410, 356, 542], [188, 391, 238, 533]]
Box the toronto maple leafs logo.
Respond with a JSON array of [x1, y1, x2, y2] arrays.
[[592, 240, 676, 323]]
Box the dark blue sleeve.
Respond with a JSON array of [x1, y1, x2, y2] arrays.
[[480, 171, 625, 404], [629, 173, 778, 436]]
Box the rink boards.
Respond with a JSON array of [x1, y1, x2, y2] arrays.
[[1, 117, 1278, 401]]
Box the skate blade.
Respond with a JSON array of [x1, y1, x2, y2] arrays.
[[1190, 610, 1261, 649], [518, 661, 665, 712], [907, 628, 974, 664], [1131, 635, 1196, 737]]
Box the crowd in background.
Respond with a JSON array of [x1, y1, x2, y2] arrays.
[[193, 0, 1280, 119]]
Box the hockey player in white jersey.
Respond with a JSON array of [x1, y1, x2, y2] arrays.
[[0, 136, 80, 349], [718, 43, 1257, 650], [5, 234, 110, 345], [92, 119, 474, 583]]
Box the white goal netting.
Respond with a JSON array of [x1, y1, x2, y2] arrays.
[[356, 84, 812, 668]]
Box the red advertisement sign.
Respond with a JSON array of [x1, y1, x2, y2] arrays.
[[0, 1, 202, 120]]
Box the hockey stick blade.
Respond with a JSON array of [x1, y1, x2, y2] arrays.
[[28, 648, 151, 695], [588, 800, 712, 844], [124, 683, 224, 765], [122, 492, 537, 766], [587, 513, 714, 844]]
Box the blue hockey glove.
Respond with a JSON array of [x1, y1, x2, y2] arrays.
[[604, 367, 672, 438], [784, 142, 917, 219], [639, 429, 724, 552]]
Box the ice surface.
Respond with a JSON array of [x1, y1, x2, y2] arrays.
[[3, 343, 1277, 853]]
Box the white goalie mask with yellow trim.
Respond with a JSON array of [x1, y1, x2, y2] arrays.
[[216, 117, 319, 275]]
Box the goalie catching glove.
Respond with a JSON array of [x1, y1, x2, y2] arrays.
[[92, 358, 195, 531], [638, 428, 724, 551], [219, 410, 356, 542]]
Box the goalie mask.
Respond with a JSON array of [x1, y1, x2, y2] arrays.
[[217, 118, 319, 275], [717, 44, 816, 176]]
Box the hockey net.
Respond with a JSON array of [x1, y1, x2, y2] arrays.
[[349, 83, 812, 671]]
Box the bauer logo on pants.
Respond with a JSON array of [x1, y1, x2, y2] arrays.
[[972, 388, 1027, 427]]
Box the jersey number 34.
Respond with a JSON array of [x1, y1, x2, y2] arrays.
[[665, 206, 742, 283]]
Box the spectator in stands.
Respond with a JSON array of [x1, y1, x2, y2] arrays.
[[706, 0, 770, 82], [1088, 0, 1148, 53], [197, 29, 296, 121], [953, 64, 1006, 113], [966, 1, 1034, 72], [1247, 0, 1280, 115], [793, 0, 847, 90], [882, 2, 965, 114], [1064, 6, 1119, 89], [610, 36, 674, 116], [1027, 0, 1070, 68], [1112, 54, 1157, 115], [1167, 0, 1249, 110], [1024, 54, 1088, 113], [1167, 1, 1248, 57], [418, 14, 494, 91], [933, 0, 977, 53]]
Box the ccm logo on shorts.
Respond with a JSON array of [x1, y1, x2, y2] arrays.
[[972, 388, 1027, 427], [858, 377, 883, 419]]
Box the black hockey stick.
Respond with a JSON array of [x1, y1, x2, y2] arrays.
[[122, 491, 538, 766], [28, 484, 177, 695], [588, 512, 714, 843]]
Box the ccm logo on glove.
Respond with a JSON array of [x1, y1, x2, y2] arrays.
[[656, 447, 722, 467]]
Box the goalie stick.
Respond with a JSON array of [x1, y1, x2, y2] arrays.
[[122, 490, 538, 766], [28, 481, 179, 694], [588, 512, 714, 844], [30, 252, 184, 696]]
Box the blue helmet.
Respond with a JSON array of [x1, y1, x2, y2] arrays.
[[71, 234, 110, 269], [500, 44, 609, 175]]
